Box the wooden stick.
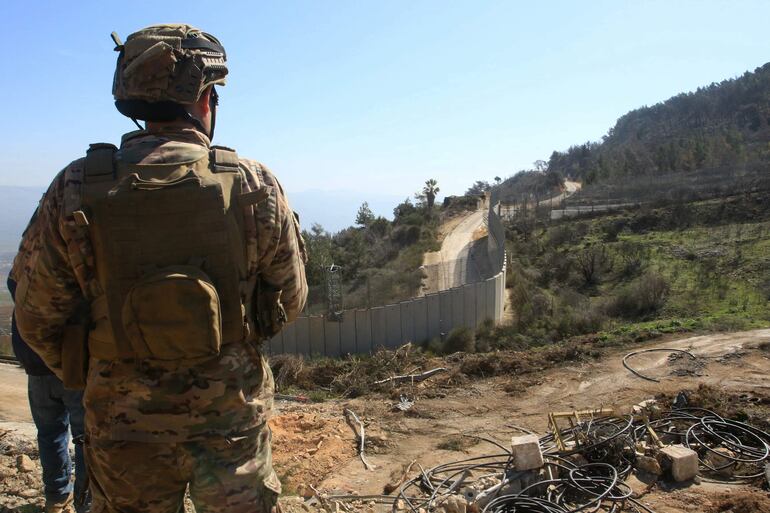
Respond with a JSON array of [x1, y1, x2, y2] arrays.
[[372, 367, 447, 385]]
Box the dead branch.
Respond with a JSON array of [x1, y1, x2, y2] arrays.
[[372, 367, 447, 386], [344, 408, 375, 471]]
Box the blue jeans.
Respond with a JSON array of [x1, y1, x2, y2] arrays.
[[28, 374, 87, 503]]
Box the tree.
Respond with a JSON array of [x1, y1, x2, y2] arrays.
[[355, 202, 375, 227], [466, 180, 490, 196], [422, 179, 440, 209]]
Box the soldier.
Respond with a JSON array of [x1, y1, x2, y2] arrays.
[[11, 24, 307, 513]]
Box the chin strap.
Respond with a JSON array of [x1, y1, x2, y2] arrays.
[[131, 118, 144, 130]]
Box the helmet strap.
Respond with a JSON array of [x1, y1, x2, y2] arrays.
[[131, 118, 144, 131], [208, 101, 217, 142]]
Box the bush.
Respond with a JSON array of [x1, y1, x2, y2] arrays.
[[606, 271, 670, 319], [443, 327, 476, 354]]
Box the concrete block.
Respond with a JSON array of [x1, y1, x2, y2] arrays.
[[660, 445, 699, 482], [511, 434, 544, 471]]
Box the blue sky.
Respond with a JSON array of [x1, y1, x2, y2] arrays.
[[1, 0, 769, 204]]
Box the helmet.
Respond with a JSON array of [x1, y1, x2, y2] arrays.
[[112, 24, 227, 121]]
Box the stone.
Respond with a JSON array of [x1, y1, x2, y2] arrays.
[[511, 434, 544, 471], [704, 447, 735, 478], [636, 455, 662, 476], [660, 445, 699, 482], [632, 399, 661, 420], [16, 454, 34, 473], [441, 495, 467, 513]]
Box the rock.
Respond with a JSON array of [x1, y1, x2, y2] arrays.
[[660, 445, 699, 482], [442, 495, 468, 513], [511, 434, 544, 471], [704, 447, 735, 478], [632, 399, 661, 420], [16, 454, 34, 473], [636, 455, 662, 476], [18, 488, 38, 498]]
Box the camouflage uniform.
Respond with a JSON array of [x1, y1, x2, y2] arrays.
[[12, 25, 307, 513]]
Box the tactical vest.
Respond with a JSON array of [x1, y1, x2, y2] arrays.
[[74, 142, 267, 362]]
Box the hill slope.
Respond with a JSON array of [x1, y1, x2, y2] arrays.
[[547, 63, 770, 184]]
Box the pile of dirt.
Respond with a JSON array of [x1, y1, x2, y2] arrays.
[[269, 411, 355, 494], [709, 490, 770, 513], [0, 428, 43, 512]]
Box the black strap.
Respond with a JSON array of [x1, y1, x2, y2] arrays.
[[210, 146, 239, 173], [84, 143, 118, 182]]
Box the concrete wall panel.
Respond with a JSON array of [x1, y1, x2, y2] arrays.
[[355, 309, 372, 353], [426, 293, 441, 341], [463, 283, 477, 328], [451, 287, 464, 333], [400, 301, 415, 344], [370, 307, 387, 350], [324, 320, 341, 357], [282, 322, 297, 355], [294, 317, 311, 356], [438, 290, 453, 336], [485, 277, 497, 322], [494, 272, 504, 321], [476, 281, 488, 324], [340, 312, 357, 355], [309, 316, 325, 356], [413, 298, 428, 344], [385, 304, 402, 348]]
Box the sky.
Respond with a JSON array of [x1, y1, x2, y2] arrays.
[[1, 0, 769, 206]]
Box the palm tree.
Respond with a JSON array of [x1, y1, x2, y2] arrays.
[[422, 179, 440, 209]]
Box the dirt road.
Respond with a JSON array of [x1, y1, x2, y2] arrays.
[[0, 363, 28, 422], [317, 329, 770, 501], [2, 328, 768, 512], [422, 208, 487, 293]]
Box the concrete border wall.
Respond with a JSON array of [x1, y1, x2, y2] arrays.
[[268, 190, 507, 356]]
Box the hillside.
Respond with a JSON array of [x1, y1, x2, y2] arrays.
[[546, 63, 770, 185]]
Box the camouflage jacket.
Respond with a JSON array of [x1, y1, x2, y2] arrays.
[[11, 127, 307, 442]]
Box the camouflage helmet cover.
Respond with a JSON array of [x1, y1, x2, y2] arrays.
[[112, 24, 227, 106]]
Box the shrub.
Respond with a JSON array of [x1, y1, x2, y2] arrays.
[[607, 271, 670, 319], [443, 327, 476, 354]]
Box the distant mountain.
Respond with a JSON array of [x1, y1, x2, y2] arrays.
[[0, 186, 44, 251], [0, 185, 401, 251], [547, 62, 770, 183]]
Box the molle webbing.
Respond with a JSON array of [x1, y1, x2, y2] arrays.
[[81, 143, 254, 360]]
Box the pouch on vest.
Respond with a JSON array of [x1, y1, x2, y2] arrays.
[[121, 265, 222, 362]]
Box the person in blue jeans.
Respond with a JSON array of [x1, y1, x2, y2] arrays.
[[8, 277, 88, 513]]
